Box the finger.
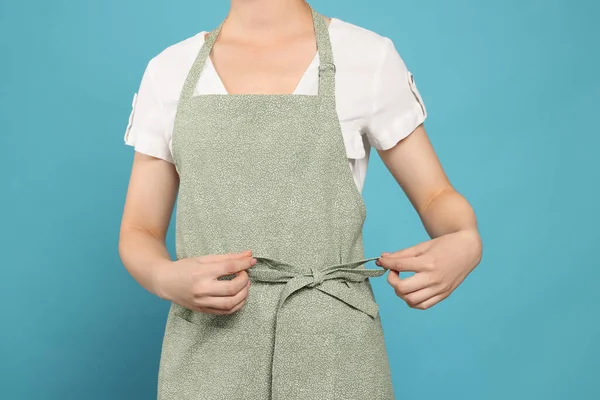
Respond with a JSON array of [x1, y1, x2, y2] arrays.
[[387, 271, 431, 295], [204, 289, 248, 312], [195, 250, 253, 263], [197, 299, 247, 315], [225, 294, 249, 314], [197, 295, 248, 315], [413, 293, 447, 310], [201, 284, 250, 311], [377, 255, 429, 273], [387, 270, 402, 288], [381, 241, 431, 259], [207, 257, 257, 278], [401, 287, 439, 308], [207, 271, 250, 297]]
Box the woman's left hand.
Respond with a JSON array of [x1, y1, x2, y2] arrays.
[[376, 229, 482, 310]]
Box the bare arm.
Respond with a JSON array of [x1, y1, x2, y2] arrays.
[[377, 124, 480, 244], [118, 152, 179, 296], [118, 152, 255, 314], [376, 124, 482, 309]]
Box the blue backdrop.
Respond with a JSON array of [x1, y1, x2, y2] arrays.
[[1, 0, 598, 399]]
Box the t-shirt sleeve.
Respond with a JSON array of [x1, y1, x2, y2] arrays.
[[123, 58, 174, 163], [365, 37, 427, 150]]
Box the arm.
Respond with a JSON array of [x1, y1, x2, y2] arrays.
[[377, 123, 480, 243], [375, 124, 483, 309], [118, 152, 179, 297], [118, 152, 255, 313], [120, 56, 253, 313]]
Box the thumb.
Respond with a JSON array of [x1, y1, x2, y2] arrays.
[[381, 240, 431, 259], [195, 250, 253, 263]]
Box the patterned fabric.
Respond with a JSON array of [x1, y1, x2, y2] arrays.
[[157, 5, 395, 399]]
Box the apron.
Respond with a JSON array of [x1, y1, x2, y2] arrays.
[[157, 5, 395, 400]]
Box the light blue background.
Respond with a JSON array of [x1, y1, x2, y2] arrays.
[[1, 0, 598, 399]]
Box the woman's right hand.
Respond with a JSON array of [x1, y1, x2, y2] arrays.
[[155, 250, 257, 315]]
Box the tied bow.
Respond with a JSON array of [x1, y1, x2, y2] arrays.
[[247, 256, 387, 319]]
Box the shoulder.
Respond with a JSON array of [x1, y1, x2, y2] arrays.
[[328, 18, 427, 151], [329, 17, 397, 69], [143, 30, 208, 86]]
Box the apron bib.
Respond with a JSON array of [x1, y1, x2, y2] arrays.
[[157, 5, 395, 399]]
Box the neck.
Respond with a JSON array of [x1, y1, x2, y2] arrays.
[[226, 0, 312, 39]]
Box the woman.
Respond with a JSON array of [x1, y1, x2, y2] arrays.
[[119, 1, 483, 398]]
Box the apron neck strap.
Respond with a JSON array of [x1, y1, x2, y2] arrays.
[[180, 4, 336, 101], [311, 7, 336, 98]]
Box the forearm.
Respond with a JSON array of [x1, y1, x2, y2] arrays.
[[118, 227, 173, 297], [418, 188, 480, 241]]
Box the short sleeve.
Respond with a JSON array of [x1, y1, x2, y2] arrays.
[[365, 37, 427, 150], [123, 58, 174, 163]]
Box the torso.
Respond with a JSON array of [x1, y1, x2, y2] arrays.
[[131, 17, 409, 192], [157, 9, 395, 397]]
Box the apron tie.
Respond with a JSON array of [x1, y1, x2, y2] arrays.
[[246, 256, 387, 396], [308, 266, 324, 287], [248, 256, 387, 319]]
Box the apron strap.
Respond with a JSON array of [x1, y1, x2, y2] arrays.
[[178, 4, 336, 103], [178, 21, 223, 104], [311, 7, 336, 99]]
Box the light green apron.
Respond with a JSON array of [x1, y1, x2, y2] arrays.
[[157, 5, 395, 399]]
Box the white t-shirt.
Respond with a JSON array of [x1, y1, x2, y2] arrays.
[[124, 17, 427, 193]]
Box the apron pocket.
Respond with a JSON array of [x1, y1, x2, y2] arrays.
[[158, 311, 273, 400]]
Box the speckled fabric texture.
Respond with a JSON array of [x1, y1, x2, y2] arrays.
[[157, 5, 395, 399]]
